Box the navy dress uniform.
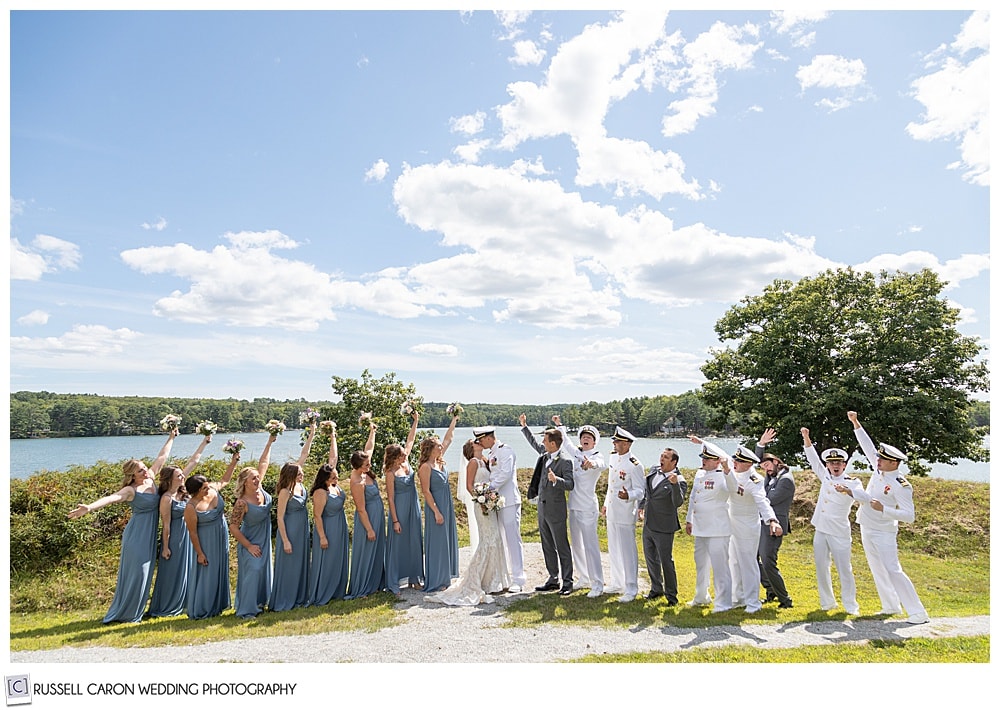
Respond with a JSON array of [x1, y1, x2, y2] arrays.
[[557, 424, 606, 597], [804, 441, 864, 615], [602, 427, 645, 602], [727, 446, 779, 613], [850, 421, 929, 624], [685, 441, 733, 612]]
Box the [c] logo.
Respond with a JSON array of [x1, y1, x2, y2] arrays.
[[5, 675, 32, 706]]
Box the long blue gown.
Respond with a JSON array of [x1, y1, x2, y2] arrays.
[[423, 467, 459, 593], [102, 490, 160, 624], [385, 470, 424, 594], [147, 497, 192, 617], [346, 479, 386, 599], [234, 490, 273, 619], [269, 488, 310, 611], [307, 488, 349, 605], [186, 493, 231, 619]]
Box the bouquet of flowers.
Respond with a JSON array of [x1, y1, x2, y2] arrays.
[[472, 481, 504, 516], [265, 419, 286, 436], [320, 420, 337, 434], [159, 414, 181, 432], [446, 402, 464, 416], [400, 400, 416, 416], [299, 407, 321, 426], [358, 411, 373, 426], [223, 439, 245, 455], [196, 420, 218, 436]]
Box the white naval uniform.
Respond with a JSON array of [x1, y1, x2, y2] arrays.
[[727, 466, 776, 612], [685, 465, 732, 612], [805, 444, 864, 614], [559, 426, 606, 591], [851, 426, 928, 622], [486, 441, 525, 587], [602, 452, 645, 597]]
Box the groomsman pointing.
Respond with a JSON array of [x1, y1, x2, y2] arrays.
[[474, 426, 524, 593]]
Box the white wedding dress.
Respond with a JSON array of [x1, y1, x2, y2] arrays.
[[427, 459, 510, 606]]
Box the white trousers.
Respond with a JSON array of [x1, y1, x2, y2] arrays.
[[569, 508, 603, 589], [861, 528, 927, 618], [606, 522, 638, 596], [813, 531, 858, 614], [497, 504, 525, 586], [693, 535, 731, 611], [729, 531, 762, 611]]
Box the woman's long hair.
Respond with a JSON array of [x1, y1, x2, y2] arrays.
[[383, 443, 405, 474], [234, 466, 258, 500], [418, 438, 439, 468], [276, 463, 301, 493], [121, 459, 145, 488], [157, 465, 190, 500], [310, 464, 336, 495]]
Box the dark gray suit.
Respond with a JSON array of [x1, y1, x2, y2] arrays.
[[524, 427, 575, 585], [638, 466, 687, 603], [755, 445, 795, 605]]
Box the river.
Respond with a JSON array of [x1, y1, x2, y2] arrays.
[[7, 426, 990, 482]]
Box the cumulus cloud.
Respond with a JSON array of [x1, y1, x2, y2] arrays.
[[853, 250, 989, 289], [16, 310, 50, 326], [10, 324, 140, 357], [510, 39, 546, 66], [141, 216, 168, 231], [409, 343, 459, 357], [796, 54, 870, 110], [365, 159, 390, 182], [9, 234, 81, 280], [905, 10, 989, 186], [551, 337, 706, 387], [453, 139, 492, 164], [770, 9, 828, 48], [450, 112, 486, 136]]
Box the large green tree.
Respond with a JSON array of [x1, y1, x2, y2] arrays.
[[701, 268, 989, 475]]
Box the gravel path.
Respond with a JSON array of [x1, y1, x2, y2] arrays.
[[12, 544, 988, 664]]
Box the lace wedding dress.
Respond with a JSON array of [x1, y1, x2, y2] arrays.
[[427, 459, 510, 606]]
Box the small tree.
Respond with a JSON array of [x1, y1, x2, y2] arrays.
[[701, 268, 989, 475]]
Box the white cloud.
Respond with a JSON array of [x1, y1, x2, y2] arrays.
[[449, 112, 486, 136], [11, 196, 25, 217], [453, 139, 491, 164], [16, 309, 50, 326], [551, 337, 706, 387], [9, 234, 81, 280], [796, 54, 870, 111], [409, 343, 459, 357], [494, 10, 531, 38], [770, 10, 830, 36], [365, 159, 390, 182], [10, 324, 140, 357], [510, 39, 546, 66], [141, 216, 168, 231], [906, 11, 989, 186], [853, 250, 989, 289]]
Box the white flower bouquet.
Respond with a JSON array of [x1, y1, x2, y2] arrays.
[[265, 419, 286, 436], [472, 481, 504, 515], [358, 411, 373, 426], [196, 420, 218, 436], [223, 439, 245, 455], [320, 420, 337, 434], [299, 407, 321, 426], [159, 414, 181, 432], [446, 402, 464, 416], [400, 400, 415, 416]]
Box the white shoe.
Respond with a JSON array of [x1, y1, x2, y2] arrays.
[[686, 600, 710, 608], [604, 586, 623, 595], [508, 584, 522, 593], [617, 594, 635, 603], [845, 607, 860, 615], [586, 588, 604, 598], [906, 614, 930, 624], [711, 605, 732, 613], [745, 605, 761, 614], [878, 608, 902, 615]]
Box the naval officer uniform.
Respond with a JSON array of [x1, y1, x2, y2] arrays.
[[727, 446, 780, 613], [475, 427, 525, 590], [602, 427, 645, 602], [558, 424, 606, 598], [685, 441, 733, 612]]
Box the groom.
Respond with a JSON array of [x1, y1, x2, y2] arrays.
[[474, 426, 525, 593], [522, 416, 575, 595]]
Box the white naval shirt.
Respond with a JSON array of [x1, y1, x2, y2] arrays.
[[851, 426, 916, 533], [558, 426, 606, 513], [804, 444, 864, 539], [685, 465, 731, 537], [728, 466, 776, 537], [603, 451, 645, 524]]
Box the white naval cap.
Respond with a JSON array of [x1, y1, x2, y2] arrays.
[[877, 442, 907, 462], [732, 445, 761, 464], [472, 426, 495, 441], [578, 424, 600, 444], [699, 441, 728, 460], [611, 426, 636, 443], [821, 447, 849, 462]]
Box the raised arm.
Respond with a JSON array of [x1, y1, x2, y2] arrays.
[[150, 428, 179, 476], [801, 427, 825, 480], [847, 411, 880, 469], [215, 450, 240, 488], [182, 434, 213, 477], [258, 433, 277, 477], [402, 411, 419, 457], [520, 414, 546, 454], [363, 420, 377, 461], [440, 415, 458, 456], [297, 421, 318, 467], [327, 426, 339, 469]]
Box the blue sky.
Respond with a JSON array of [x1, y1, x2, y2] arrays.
[[7, 8, 992, 406]]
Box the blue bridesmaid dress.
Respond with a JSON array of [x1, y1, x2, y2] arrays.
[[269, 488, 310, 611], [346, 479, 386, 599], [234, 490, 273, 619], [307, 488, 349, 605], [147, 497, 192, 617], [385, 470, 424, 594], [186, 493, 231, 619], [423, 467, 459, 593], [102, 490, 160, 624]]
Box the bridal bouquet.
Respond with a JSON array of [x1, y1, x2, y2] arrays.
[[446, 402, 464, 416], [358, 411, 373, 426], [159, 414, 181, 432], [299, 408, 321, 426], [399, 400, 415, 416], [472, 482, 504, 515], [265, 419, 286, 436], [223, 438, 245, 455], [196, 420, 218, 436], [320, 420, 336, 434]]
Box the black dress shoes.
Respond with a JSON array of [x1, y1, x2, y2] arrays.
[[778, 599, 794, 609], [535, 580, 560, 592], [646, 591, 665, 600], [559, 583, 573, 596]]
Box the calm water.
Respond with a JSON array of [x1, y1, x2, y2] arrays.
[[8, 426, 990, 482]]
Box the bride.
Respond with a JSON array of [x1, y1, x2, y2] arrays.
[[427, 438, 510, 605]]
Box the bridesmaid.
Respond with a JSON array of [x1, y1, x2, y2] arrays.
[[147, 432, 214, 618], [384, 410, 423, 597], [269, 421, 318, 612], [307, 424, 349, 605], [68, 428, 179, 624], [419, 413, 460, 593], [183, 461, 237, 620], [346, 418, 385, 599], [229, 433, 277, 619]]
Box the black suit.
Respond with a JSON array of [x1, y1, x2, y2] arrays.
[[755, 445, 795, 604], [527, 447, 575, 585], [638, 466, 687, 603]]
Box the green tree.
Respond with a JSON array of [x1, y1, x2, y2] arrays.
[[700, 268, 989, 475]]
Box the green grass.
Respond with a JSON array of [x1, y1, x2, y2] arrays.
[[571, 635, 990, 663]]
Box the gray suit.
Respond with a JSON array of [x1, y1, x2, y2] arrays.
[[523, 427, 575, 585], [639, 466, 687, 603], [755, 444, 795, 605]]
